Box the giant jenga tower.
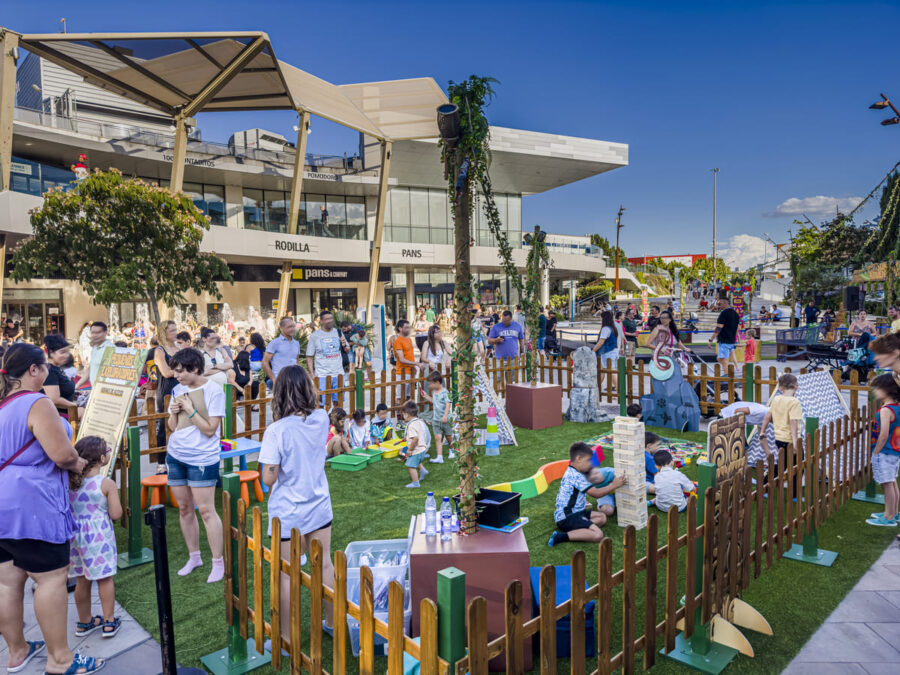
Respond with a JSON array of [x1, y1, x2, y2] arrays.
[[612, 416, 648, 529]]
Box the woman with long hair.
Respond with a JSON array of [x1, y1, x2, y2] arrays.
[[153, 320, 179, 474], [0, 344, 104, 674], [421, 324, 449, 372], [41, 334, 77, 417], [198, 327, 233, 390], [258, 365, 335, 644], [591, 310, 619, 393], [647, 310, 688, 352], [414, 310, 430, 353]]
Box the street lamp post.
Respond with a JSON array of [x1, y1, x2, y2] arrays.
[[870, 93, 900, 126], [711, 168, 719, 288], [614, 205, 625, 294]]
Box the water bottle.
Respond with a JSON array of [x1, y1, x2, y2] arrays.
[[440, 497, 453, 541], [425, 492, 437, 537]]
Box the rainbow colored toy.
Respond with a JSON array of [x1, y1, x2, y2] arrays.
[[485, 407, 500, 456], [220, 439, 237, 453], [486, 460, 570, 500]]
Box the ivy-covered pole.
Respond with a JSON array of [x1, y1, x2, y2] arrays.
[[523, 226, 551, 386]]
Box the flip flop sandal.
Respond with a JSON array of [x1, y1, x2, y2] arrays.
[[45, 652, 105, 675], [74, 615, 103, 637], [8, 640, 45, 673], [101, 617, 121, 638]]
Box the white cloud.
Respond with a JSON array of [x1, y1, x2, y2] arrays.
[[719, 234, 770, 270], [765, 195, 863, 218]]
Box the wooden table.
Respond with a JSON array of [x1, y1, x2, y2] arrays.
[[409, 515, 531, 670]]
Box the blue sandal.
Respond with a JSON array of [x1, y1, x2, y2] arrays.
[[101, 616, 121, 638], [8, 640, 45, 673], [74, 615, 103, 637], [45, 652, 105, 674]]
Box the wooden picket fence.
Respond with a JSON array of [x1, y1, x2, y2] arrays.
[[220, 406, 870, 674], [224, 498, 452, 675]]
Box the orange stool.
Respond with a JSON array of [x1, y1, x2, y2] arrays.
[[140, 474, 178, 509], [236, 470, 264, 505]]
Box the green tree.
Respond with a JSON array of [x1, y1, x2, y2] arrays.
[[10, 169, 232, 325], [861, 172, 900, 305]]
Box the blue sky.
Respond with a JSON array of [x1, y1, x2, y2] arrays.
[[6, 1, 899, 266]]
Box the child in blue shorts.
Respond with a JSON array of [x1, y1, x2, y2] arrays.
[[866, 374, 900, 526]]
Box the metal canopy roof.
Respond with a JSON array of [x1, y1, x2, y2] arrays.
[[13, 29, 446, 141]]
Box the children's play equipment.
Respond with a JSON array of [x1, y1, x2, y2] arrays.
[[373, 437, 407, 458], [587, 433, 705, 468], [641, 344, 701, 432], [473, 364, 518, 445], [484, 406, 500, 456], [612, 416, 648, 529], [486, 459, 570, 500]]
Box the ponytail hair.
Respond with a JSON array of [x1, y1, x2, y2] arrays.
[[0, 343, 46, 400], [70, 435, 109, 490]]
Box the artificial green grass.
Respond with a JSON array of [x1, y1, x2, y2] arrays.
[[114, 420, 897, 673]]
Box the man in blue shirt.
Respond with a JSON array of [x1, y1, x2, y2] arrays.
[[488, 310, 525, 359], [262, 317, 300, 385]]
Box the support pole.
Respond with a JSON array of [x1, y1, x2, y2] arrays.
[[275, 261, 292, 321], [222, 383, 234, 475], [783, 416, 838, 566], [405, 265, 416, 323], [0, 234, 6, 315], [200, 474, 270, 674], [853, 388, 885, 504], [366, 140, 392, 319], [0, 29, 18, 193], [118, 426, 153, 569], [617, 356, 627, 417], [354, 368, 365, 412], [287, 110, 309, 235], [169, 116, 188, 193], [437, 567, 466, 667]]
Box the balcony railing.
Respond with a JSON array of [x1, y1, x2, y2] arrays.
[[13, 105, 362, 171]]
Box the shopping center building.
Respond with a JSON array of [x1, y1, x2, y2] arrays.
[[0, 28, 628, 341]]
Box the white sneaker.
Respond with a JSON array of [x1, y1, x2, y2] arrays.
[[430, 456, 444, 464], [405, 481, 420, 488], [420, 466, 429, 478], [448, 450, 456, 459]]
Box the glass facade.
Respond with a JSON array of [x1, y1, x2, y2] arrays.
[[384, 187, 522, 247], [242, 189, 367, 239]]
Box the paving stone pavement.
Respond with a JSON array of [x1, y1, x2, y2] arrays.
[[783, 539, 900, 674], [0, 578, 166, 674]]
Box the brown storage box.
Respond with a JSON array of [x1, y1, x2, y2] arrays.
[[505, 382, 563, 430]]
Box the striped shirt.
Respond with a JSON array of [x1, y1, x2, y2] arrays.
[[653, 467, 695, 512]]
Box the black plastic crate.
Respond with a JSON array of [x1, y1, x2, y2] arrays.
[[453, 488, 521, 528]]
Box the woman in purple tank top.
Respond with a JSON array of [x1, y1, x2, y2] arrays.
[[0, 344, 104, 674]]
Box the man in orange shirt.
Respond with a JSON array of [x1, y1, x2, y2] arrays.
[[393, 319, 420, 376]]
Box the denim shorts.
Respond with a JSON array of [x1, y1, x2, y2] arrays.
[[166, 455, 220, 488], [872, 452, 900, 485], [405, 452, 427, 468]]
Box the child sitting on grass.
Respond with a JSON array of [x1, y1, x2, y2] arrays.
[[866, 374, 900, 526], [649, 449, 696, 512], [400, 400, 431, 488], [548, 442, 627, 546], [370, 402, 393, 443], [326, 407, 351, 457], [420, 371, 454, 463], [645, 432, 662, 486], [627, 403, 642, 420], [348, 408, 371, 449]]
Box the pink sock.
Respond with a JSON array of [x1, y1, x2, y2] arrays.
[[207, 557, 224, 583], [178, 551, 202, 576]]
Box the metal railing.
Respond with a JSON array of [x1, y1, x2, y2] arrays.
[[14, 105, 361, 171]]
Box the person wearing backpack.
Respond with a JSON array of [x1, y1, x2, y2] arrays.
[[591, 310, 619, 394]]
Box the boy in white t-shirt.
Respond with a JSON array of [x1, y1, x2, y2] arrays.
[[165, 348, 226, 583], [400, 400, 431, 488]]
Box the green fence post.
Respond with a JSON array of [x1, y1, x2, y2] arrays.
[[663, 460, 738, 672], [783, 416, 837, 566], [617, 356, 627, 417], [437, 566, 466, 667], [117, 426, 153, 569], [200, 474, 270, 674], [743, 363, 754, 403], [355, 368, 365, 411], [853, 388, 885, 504], [223, 383, 234, 474]]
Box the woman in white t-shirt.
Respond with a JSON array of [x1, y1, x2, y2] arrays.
[[165, 348, 226, 584], [421, 325, 449, 372], [199, 327, 233, 389], [259, 365, 335, 639]]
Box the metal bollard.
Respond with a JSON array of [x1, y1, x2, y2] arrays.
[[145, 505, 205, 675]]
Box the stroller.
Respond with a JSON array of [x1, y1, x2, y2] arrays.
[[543, 334, 562, 357], [681, 348, 741, 416], [841, 333, 875, 382]]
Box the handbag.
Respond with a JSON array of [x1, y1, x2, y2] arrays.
[[0, 391, 41, 472]]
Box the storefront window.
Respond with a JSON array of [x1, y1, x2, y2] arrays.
[[346, 195, 366, 240], [205, 185, 225, 226], [243, 189, 265, 231], [305, 194, 326, 236], [264, 190, 288, 233]]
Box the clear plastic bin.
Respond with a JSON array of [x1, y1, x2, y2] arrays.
[[347, 581, 411, 657], [344, 538, 410, 611]]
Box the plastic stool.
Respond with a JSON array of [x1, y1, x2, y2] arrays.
[[140, 474, 178, 509], [236, 470, 264, 505]]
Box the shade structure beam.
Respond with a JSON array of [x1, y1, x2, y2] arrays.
[[287, 110, 310, 236], [88, 39, 192, 102], [366, 140, 392, 318], [0, 28, 19, 193]]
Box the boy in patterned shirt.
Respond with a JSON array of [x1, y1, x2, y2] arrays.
[[548, 442, 626, 546]]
